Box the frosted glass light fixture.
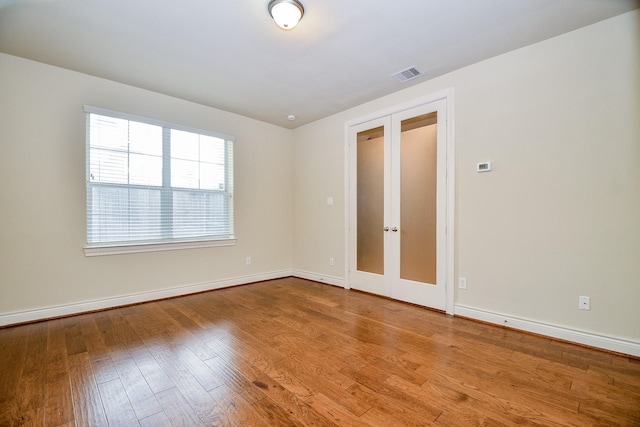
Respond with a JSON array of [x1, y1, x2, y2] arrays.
[[268, 0, 304, 30]]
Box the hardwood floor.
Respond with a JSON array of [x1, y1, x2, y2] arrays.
[[1, 277, 638, 426]]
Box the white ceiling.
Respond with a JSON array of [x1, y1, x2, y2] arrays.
[[0, 0, 637, 128]]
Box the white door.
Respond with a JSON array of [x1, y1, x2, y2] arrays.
[[348, 99, 448, 310]]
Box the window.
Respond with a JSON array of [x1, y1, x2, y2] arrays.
[[85, 106, 235, 255]]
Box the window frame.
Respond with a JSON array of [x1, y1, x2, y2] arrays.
[[83, 106, 236, 256]]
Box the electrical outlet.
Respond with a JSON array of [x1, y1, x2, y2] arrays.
[[579, 296, 590, 310], [245, 257, 252, 266], [329, 257, 334, 266], [458, 277, 467, 290]]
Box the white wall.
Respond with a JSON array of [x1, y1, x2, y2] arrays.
[[0, 54, 293, 321], [292, 11, 640, 347]]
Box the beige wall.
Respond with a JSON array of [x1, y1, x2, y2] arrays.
[[293, 11, 640, 342], [1, 10, 637, 348], [0, 54, 293, 316]]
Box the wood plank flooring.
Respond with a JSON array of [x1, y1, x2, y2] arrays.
[[0, 277, 638, 426]]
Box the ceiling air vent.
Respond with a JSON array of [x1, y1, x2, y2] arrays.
[[391, 66, 423, 83]]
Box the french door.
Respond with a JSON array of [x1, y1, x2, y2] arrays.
[[348, 99, 449, 310]]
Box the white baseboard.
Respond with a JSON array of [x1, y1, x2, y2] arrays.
[[292, 269, 345, 288], [455, 304, 640, 358], [6, 274, 635, 358], [0, 269, 293, 327]]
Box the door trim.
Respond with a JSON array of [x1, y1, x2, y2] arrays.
[[344, 88, 455, 315]]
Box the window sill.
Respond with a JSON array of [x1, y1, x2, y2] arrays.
[[84, 238, 237, 257]]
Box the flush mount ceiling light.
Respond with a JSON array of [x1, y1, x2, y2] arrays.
[[268, 0, 304, 30]]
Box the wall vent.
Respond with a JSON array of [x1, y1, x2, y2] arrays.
[[391, 66, 423, 83]]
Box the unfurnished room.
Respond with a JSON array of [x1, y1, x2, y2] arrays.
[[0, 0, 639, 425]]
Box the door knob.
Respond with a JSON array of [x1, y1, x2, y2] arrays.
[[383, 226, 390, 232], [391, 227, 398, 232]]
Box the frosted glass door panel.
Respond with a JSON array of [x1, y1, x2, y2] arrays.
[[349, 98, 448, 310], [400, 113, 437, 284], [357, 127, 384, 274]]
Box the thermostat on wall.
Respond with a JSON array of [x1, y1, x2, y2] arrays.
[[477, 162, 492, 172]]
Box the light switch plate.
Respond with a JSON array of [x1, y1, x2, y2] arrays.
[[579, 296, 590, 310]]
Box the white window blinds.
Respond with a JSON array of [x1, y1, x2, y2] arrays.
[[85, 107, 234, 250]]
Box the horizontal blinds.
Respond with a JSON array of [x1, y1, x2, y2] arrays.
[[86, 110, 234, 247]]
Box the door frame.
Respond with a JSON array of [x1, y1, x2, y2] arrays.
[[343, 88, 455, 315]]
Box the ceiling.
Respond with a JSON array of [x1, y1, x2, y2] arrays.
[[0, 0, 637, 128]]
